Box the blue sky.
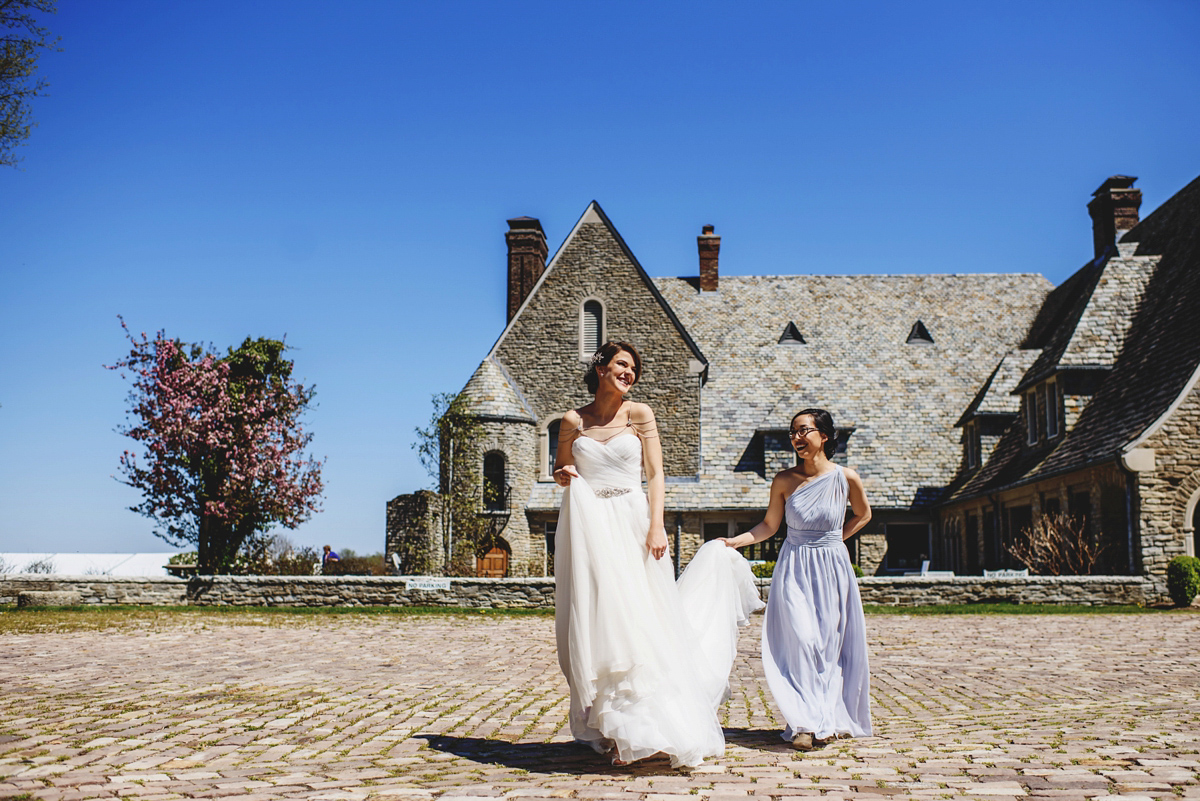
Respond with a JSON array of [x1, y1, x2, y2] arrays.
[[2, 0, 1198, 556]]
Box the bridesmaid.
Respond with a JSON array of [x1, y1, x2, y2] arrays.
[[722, 408, 873, 750]]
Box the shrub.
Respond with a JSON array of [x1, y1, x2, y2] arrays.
[[751, 561, 775, 579], [1166, 555, 1200, 607], [853, 563, 864, 578], [1004, 512, 1105, 575]]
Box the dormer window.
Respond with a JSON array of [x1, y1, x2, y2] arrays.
[[580, 299, 604, 359], [906, 320, 934, 345], [778, 321, 806, 345]]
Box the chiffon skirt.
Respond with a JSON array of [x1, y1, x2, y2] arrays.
[[762, 532, 873, 741], [555, 475, 763, 767]]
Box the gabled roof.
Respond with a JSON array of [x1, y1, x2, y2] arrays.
[[956, 349, 1041, 427], [460, 356, 536, 422], [485, 201, 707, 370], [951, 172, 1200, 498]]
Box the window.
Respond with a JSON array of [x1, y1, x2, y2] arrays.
[[482, 451, 506, 511], [1035, 383, 1047, 441], [778, 321, 806, 344], [580, 299, 603, 358], [1046, 379, 1060, 438], [1025, 391, 1038, 444], [965, 422, 982, 468], [885, 523, 931, 571], [906, 319, 934, 344], [546, 419, 561, 477]]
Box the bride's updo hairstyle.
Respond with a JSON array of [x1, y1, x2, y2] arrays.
[[584, 341, 642, 394], [791, 407, 838, 459]]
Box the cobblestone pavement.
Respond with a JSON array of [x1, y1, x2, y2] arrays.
[[2, 611, 1199, 801]]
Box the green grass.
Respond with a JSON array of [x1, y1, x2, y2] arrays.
[[862, 602, 1184, 615], [2, 601, 1188, 635]]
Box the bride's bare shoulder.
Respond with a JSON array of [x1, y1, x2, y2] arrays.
[[627, 402, 656, 423], [561, 409, 584, 429]]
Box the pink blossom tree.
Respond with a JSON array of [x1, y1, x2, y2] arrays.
[[109, 319, 324, 573]]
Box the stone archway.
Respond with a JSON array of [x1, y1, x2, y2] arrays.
[[1176, 469, 1200, 558]]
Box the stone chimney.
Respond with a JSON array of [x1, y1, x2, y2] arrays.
[[698, 224, 720, 292], [1087, 176, 1141, 260], [506, 217, 548, 323]]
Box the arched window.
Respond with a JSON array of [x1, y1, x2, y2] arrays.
[[546, 419, 561, 477], [482, 451, 506, 511], [581, 299, 603, 358]]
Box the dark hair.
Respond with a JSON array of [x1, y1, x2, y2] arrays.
[[584, 341, 642, 394], [791, 407, 838, 459]]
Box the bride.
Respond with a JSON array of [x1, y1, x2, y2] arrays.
[[551, 341, 763, 768]]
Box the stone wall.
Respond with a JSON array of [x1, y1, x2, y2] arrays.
[[1136, 377, 1200, 590], [492, 220, 703, 477], [1, 574, 1151, 608]]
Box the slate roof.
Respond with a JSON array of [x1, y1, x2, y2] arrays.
[[645, 273, 1052, 511], [949, 173, 1200, 498], [521, 273, 1051, 513], [956, 349, 1042, 426], [460, 357, 536, 422]]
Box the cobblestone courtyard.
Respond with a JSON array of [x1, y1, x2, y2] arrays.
[[2, 611, 1198, 801]]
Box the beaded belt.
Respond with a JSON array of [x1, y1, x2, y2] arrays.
[[594, 487, 632, 499]]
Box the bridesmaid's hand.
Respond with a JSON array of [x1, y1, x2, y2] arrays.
[[646, 526, 668, 560], [553, 465, 579, 487], [720, 534, 751, 549]]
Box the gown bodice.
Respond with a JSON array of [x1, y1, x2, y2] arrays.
[[783, 467, 847, 548], [572, 432, 643, 493]]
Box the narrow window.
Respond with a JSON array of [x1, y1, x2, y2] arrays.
[[1025, 391, 1038, 445], [546, 419, 561, 477], [965, 422, 981, 469], [1046, 379, 1060, 437], [1035, 383, 1048, 441], [581, 300, 603, 357], [483, 451, 506, 511]]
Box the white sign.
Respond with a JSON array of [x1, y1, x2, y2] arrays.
[[405, 577, 451, 591], [983, 569, 1030, 578]]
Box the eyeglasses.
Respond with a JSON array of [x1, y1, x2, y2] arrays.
[[789, 426, 819, 440]]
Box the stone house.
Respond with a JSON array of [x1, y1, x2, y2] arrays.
[[938, 174, 1200, 596], [387, 173, 1199, 600]]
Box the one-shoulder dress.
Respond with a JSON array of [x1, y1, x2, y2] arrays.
[[555, 431, 765, 768], [763, 466, 872, 741]]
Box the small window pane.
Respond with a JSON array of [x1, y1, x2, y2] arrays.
[[1046, 381, 1060, 437], [1025, 392, 1038, 444]]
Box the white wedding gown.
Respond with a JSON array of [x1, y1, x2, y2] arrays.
[[555, 432, 765, 768]]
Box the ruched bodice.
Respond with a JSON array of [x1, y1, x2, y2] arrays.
[[784, 469, 847, 548], [572, 433, 642, 491]]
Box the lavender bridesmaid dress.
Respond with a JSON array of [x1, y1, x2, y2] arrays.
[[763, 466, 873, 741]]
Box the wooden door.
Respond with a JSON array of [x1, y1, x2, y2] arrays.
[[477, 546, 509, 578]]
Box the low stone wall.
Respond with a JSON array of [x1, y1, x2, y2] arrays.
[[1, 575, 189, 606], [0, 573, 1154, 608], [855, 575, 1151, 606]]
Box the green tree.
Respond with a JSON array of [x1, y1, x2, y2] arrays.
[[1, 0, 58, 167], [413, 392, 490, 576]]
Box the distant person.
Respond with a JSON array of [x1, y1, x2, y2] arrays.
[[322, 545, 340, 574]]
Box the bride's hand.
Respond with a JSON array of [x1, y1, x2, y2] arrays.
[[646, 526, 668, 560], [553, 465, 579, 487]]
